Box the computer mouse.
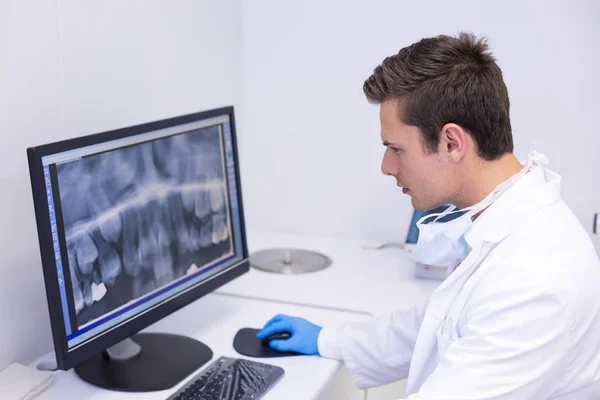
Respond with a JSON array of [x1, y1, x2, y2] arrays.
[[261, 331, 291, 347]]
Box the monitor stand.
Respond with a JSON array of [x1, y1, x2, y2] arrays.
[[74, 332, 212, 392]]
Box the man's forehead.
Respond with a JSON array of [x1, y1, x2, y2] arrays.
[[380, 99, 399, 118], [379, 99, 413, 143], [380, 100, 408, 127], [381, 131, 404, 148], [380, 122, 420, 150], [380, 116, 406, 142]]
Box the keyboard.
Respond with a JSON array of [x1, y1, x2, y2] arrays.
[[167, 356, 285, 400]]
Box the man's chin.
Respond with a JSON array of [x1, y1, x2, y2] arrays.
[[413, 199, 450, 212], [411, 198, 435, 212], [410, 198, 425, 211]]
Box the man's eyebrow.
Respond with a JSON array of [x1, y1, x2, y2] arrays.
[[383, 141, 401, 147]]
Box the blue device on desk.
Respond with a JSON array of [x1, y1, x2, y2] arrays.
[[27, 106, 279, 395]]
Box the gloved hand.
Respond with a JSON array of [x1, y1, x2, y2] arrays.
[[256, 314, 323, 355]]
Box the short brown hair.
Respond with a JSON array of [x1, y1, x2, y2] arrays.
[[363, 32, 513, 161]]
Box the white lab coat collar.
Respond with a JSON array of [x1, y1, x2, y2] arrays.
[[463, 162, 562, 255]]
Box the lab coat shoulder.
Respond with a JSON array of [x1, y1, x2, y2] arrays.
[[482, 198, 600, 300], [407, 193, 600, 399], [409, 239, 599, 398], [451, 199, 600, 398]]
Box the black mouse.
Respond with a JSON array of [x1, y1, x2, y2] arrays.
[[261, 331, 291, 347]]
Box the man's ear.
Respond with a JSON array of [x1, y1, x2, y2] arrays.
[[439, 123, 468, 163]]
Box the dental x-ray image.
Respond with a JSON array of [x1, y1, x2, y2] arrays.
[[56, 125, 233, 327]]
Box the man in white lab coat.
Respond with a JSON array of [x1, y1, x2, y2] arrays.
[[257, 33, 600, 399]]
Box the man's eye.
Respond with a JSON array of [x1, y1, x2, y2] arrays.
[[392, 148, 402, 154]]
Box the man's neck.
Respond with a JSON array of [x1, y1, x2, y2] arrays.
[[455, 153, 524, 210]]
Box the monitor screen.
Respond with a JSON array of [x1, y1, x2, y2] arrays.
[[27, 107, 249, 372]]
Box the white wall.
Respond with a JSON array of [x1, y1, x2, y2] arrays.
[[240, 0, 600, 252], [0, 0, 61, 372], [0, 0, 242, 369], [1, 0, 598, 372]]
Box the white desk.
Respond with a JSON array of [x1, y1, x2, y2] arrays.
[[219, 231, 440, 316], [215, 231, 442, 399], [33, 231, 441, 400], [34, 294, 369, 400]]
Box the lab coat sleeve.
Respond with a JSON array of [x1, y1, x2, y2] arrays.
[[318, 300, 428, 389], [405, 264, 573, 400]]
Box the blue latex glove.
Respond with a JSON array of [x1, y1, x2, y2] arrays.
[[256, 314, 323, 355]]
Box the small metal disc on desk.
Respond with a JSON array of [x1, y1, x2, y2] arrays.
[[249, 248, 332, 274]]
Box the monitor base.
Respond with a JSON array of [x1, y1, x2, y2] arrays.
[[74, 332, 213, 392]]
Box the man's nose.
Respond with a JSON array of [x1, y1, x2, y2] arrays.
[[381, 148, 396, 176]]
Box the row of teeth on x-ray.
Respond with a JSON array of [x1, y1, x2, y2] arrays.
[[60, 137, 229, 315], [67, 178, 229, 314]]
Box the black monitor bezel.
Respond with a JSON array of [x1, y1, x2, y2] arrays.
[[26, 106, 249, 370]]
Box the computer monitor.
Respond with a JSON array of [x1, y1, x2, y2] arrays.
[[26, 106, 249, 392]]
